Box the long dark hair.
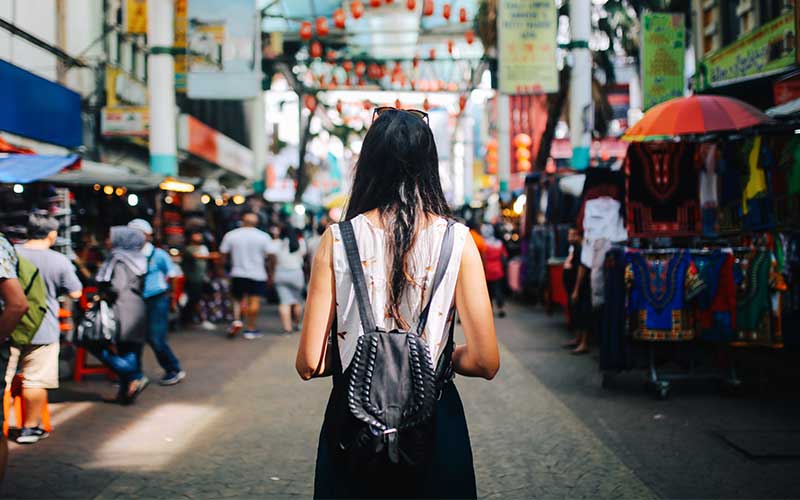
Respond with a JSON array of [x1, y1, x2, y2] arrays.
[[280, 224, 300, 253], [345, 109, 450, 328]]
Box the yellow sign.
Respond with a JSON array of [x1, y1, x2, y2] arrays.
[[498, 0, 558, 94], [125, 0, 147, 34], [174, 0, 188, 92]]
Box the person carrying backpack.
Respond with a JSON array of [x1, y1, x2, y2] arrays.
[[296, 107, 500, 498], [4, 215, 82, 444]]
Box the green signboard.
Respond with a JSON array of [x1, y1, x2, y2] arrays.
[[641, 12, 685, 110], [697, 10, 796, 90]]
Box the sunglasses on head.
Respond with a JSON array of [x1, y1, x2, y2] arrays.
[[372, 106, 429, 125]]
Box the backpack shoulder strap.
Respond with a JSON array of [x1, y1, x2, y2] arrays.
[[415, 219, 456, 336], [339, 220, 377, 334]]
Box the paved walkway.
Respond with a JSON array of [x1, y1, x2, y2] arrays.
[[3, 306, 654, 499]]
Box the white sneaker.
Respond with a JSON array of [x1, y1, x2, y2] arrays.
[[243, 330, 265, 340], [201, 321, 216, 331]]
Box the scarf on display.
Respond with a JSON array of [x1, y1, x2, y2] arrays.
[[96, 226, 147, 283]]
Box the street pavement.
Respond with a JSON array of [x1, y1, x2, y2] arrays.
[[2, 304, 799, 499]]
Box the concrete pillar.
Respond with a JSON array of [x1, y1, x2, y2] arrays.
[[250, 92, 266, 182], [569, 0, 592, 170], [497, 94, 511, 196], [147, 0, 177, 176]]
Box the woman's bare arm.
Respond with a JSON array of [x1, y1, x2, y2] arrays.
[[453, 235, 500, 380], [296, 228, 336, 380]]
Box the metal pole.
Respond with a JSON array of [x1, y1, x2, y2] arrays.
[[497, 94, 511, 196], [147, 0, 177, 176], [250, 91, 267, 183], [569, 0, 592, 170]]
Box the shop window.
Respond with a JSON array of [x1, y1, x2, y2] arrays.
[[721, 1, 741, 46]]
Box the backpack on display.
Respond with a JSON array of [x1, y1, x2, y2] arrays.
[[10, 250, 48, 346], [333, 218, 457, 471]]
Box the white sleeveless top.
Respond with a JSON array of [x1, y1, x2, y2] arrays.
[[330, 215, 469, 370]]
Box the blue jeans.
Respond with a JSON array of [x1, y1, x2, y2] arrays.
[[146, 293, 181, 374], [92, 342, 143, 384]]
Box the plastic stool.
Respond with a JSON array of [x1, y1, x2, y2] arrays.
[[72, 347, 115, 382], [3, 374, 51, 437]]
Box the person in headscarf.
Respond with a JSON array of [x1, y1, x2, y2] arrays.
[[92, 226, 149, 404]]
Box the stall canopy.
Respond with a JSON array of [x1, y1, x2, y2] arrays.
[[0, 153, 80, 183], [43, 160, 199, 191]]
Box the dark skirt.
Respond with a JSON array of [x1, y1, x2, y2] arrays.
[[314, 381, 477, 499]]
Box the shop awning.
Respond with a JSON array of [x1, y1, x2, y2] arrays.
[[0, 153, 80, 183], [43, 160, 163, 190], [766, 97, 800, 117]]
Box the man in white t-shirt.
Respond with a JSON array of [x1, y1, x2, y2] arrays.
[[219, 213, 274, 339]]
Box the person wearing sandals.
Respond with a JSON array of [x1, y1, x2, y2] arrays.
[[93, 226, 150, 404], [296, 107, 500, 498], [270, 224, 307, 334]]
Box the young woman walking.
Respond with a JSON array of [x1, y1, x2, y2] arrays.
[[296, 107, 500, 498]]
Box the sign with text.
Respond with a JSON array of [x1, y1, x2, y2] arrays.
[[641, 12, 685, 110], [101, 107, 149, 137], [174, 0, 188, 92], [187, 0, 260, 99], [497, 0, 558, 95], [178, 114, 254, 178], [124, 0, 147, 34], [697, 10, 796, 89]]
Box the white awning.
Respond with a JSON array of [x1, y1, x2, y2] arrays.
[[766, 97, 800, 117], [43, 160, 163, 190]]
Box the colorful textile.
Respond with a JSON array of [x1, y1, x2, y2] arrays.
[[694, 251, 736, 342], [626, 251, 705, 341], [734, 250, 776, 345], [742, 136, 768, 214], [626, 143, 700, 237]]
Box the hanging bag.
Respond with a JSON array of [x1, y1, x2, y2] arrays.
[[333, 218, 457, 473], [74, 295, 118, 349]]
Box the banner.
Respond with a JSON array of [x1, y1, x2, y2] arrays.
[[101, 107, 149, 137], [697, 10, 796, 90], [178, 114, 254, 178], [497, 0, 558, 95], [174, 0, 188, 92], [641, 13, 685, 110], [187, 0, 260, 99], [124, 0, 147, 34]]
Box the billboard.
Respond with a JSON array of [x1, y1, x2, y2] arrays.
[[101, 107, 149, 137], [187, 0, 260, 99], [497, 0, 558, 94], [641, 13, 685, 110]]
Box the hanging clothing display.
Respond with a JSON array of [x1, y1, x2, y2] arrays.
[[699, 144, 720, 237], [734, 249, 782, 346], [626, 142, 700, 237], [576, 168, 626, 234], [598, 247, 632, 371], [580, 196, 628, 308], [693, 250, 737, 342], [626, 251, 705, 341], [742, 136, 776, 230]]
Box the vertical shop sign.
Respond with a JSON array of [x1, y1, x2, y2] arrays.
[[125, 0, 148, 34], [174, 0, 188, 92], [187, 0, 260, 99], [497, 0, 558, 94], [641, 12, 685, 110]]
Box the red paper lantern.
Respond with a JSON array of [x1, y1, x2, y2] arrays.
[[459, 95, 467, 111], [351, 0, 364, 18], [310, 41, 323, 58], [343, 60, 354, 72], [429, 48, 436, 59], [517, 159, 532, 172], [459, 6, 467, 23], [315, 16, 330, 36], [465, 29, 475, 44], [516, 147, 531, 160], [326, 50, 336, 62], [299, 21, 313, 41], [423, 97, 431, 111], [442, 3, 451, 20], [368, 63, 380, 79], [329, 75, 338, 88], [355, 61, 366, 76], [386, 0, 393, 3], [447, 39, 454, 54], [423, 0, 434, 16], [412, 55, 420, 69], [395, 98, 402, 109], [407, 0, 416, 10], [370, 0, 381, 7], [363, 99, 373, 110], [336, 100, 343, 113], [304, 94, 317, 111], [486, 138, 498, 151], [333, 8, 346, 29]]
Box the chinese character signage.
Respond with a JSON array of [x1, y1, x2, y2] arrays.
[[497, 0, 558, 95], [641, 12, 685, 110], [697, 10, 796, 90], [174, 0, 188, 92], [124, 0, 147, 34], [187, 0, 260, 100]]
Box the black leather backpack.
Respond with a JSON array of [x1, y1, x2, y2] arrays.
[[331, 218, 457, 473]]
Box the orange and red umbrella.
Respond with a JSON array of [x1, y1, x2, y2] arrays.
[[623, 95, 772, 142]]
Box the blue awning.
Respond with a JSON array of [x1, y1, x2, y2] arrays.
[[0, 154, 80, 183]]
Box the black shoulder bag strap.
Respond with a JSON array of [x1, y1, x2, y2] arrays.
[[414, 219, 456, 337], [339, 220, 377, 335]]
